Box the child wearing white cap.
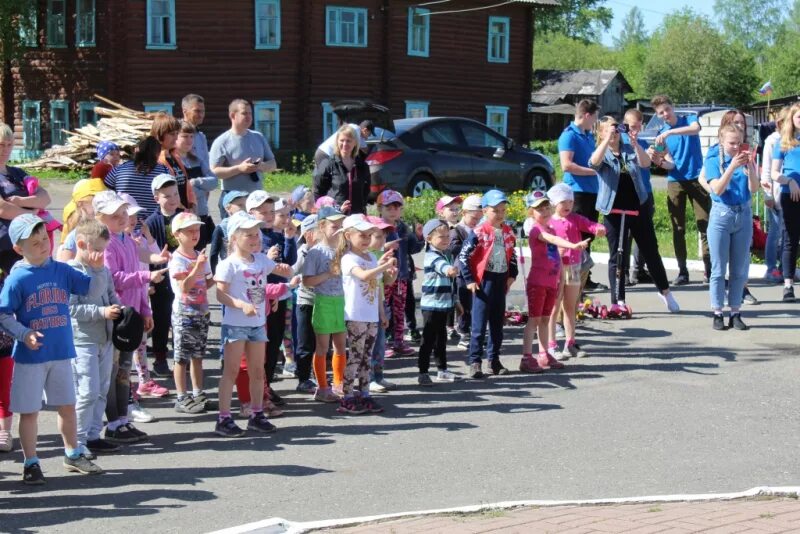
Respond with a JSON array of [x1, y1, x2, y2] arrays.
[[450, 194, 483, 348]]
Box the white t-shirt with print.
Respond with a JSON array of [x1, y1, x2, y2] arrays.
[[169, 250, 212, 315], [341, 251, 382, 322], [214, 252, 276, 327]]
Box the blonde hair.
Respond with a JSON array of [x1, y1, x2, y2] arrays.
[[330, 231, 348, 276], [334, 125, 359, 158], [595, 115, 617, 147], [74, 219, 110, 244], [0, 122, 12, 142], [780, 103, 800, 152], [717, 123, 745, 176]]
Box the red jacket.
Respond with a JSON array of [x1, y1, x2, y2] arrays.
[[458, 221, 518, 285]]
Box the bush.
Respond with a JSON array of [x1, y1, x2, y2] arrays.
[[402, 189, 531, 227]]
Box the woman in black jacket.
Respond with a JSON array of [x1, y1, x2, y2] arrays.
[[313, 125, 370, 215]]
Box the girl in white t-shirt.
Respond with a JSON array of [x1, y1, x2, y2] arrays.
[[213, 212, 292, 437], [335, 215, 396, 415]]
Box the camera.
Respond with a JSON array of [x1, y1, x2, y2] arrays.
[[615, 124, 630, 134]]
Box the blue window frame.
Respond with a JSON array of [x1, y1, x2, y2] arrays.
[[78, 101, 97, 127], [322, 102, 338, 140], [143, 102, 175, 114], [46, 0, 66, 48], [19, 7, 38, 47], [407, 7, 430, 57], [255, 0, 281, 49], [405, 101, 429, 119], [22, 101, 41, 151], [326, 6, 367, 47], [147, 0, 177, 49], [487, 16, 509, 63], [486, 105, 509, 137], [76, 0, 96, 47], [254, 101, 280, 148], [50, 100, 69, 146]]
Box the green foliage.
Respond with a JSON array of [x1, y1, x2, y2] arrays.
[[714, 0, 788, 61], [613, 7, 648, 49], [0, 0, 34, 63], [535, 32, 618, 71], [762, 2, 800, 98], [402, 189, 531, 227], [534, 0, 613, 43], [262, 172, 311, 193], [274, 149, 315, 174]]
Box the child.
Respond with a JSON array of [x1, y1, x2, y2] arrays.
[[367, 215, 398, 393], [168, 213, 213, 413], [209, 190, 248, 273], [545, 184, 606, 360], [458, 190, 518, 379], [520, 192, 589, 373], [58, 178, 108, 261], [21, 175, 62, 252], [418, 219, 460, 385], [91, 141, 121, 181], [337, 214, 396, 414], [176, 120, 218, 249], [450, 194, 483, 348], [0, 214, 100, 483], [291, 185, 315, 220], [0, 274, 13, 452], [435, 196, 462, 340], [145, 174, 183, 377], [377, 190, 422, 356], [68, 220, 122, 456], [302, 206, 347, 402], [213, 211, 292, 437], [98, 191, 165, 444], [315, 195, 336, 211], [269, 198, 298, 383], [292, 214, 319, 394]]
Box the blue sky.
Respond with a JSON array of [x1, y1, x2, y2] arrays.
[[603, 0, 715, 46]]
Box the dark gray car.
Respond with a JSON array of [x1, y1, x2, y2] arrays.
[[365, 117, 555, 197]]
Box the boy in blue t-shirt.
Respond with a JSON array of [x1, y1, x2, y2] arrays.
[[0, 214, 100, 484]]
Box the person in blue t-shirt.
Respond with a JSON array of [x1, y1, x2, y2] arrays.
[[704, 123, 759, 331], [650, 95, 712, 286]]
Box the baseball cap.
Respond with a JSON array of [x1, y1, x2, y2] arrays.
[[547, 183, 574, 205], [71, 178, 107, 203], [314, 196, 336, 210], [300, 214, 318, 234], [422, 218, 448, 240], [9, 213, 45, 245], [93, 190, 128, 215], [526, 189, 550, 208], [171, 212, 204, 233], [462, 194, 483, 211], [222, 190, 249, 207], [481, 189, 508, 208], [341, 214, 376, 232], [227, 211, 263, 235], [377, 189, 404, 206], [151, 173, 177, 194], [317, 206, 345, 221], [291, 185, 310, 205], [113, 306, 145, 352], [274, 198, 288, 211], [245, 190, 278, 212], [365, 215, 394, 232], [118, 193, 144, 216], [435, 195, 463, 212]]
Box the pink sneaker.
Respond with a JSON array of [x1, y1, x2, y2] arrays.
[[137, 380, 170, 398], [384, 347, 396, 358], [519, 356, 545, 374], [393, 342, 416, 356], [536, 352, 565, 370]]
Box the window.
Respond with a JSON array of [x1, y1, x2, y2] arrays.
[[322, 102, 338, 140], [78, 102, 97, 127], [485, 105, 509, 137], [143, 102, 175, 114], [147, 0, 176, 49], [407, 7, 429, 57], [46, 0, 66, 47], [22, 101, 41, 151], [405, 101, 429, 119], [462, 122, 505, 149], [50, 100, 69, 146], [76, 0, 96, 46], [253, 101, 280, 148], [326, 6, 367, 47], [255, 0, 281, 49], [487, 16, 509, 63], [19, 8, 37, 47], [421, 123, 459, 146]]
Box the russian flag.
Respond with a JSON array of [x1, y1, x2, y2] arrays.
[[759, 81, 773, 96]]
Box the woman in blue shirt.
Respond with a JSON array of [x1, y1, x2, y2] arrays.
[[704, 123, 759, 330], [771, 103, 800, 302]]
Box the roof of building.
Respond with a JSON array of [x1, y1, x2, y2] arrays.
[[531, 69, 631, 104]]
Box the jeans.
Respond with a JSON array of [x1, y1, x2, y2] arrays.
[[73, 343, 114, 446], [765, 206, 784, 273], [708, 202, 752, 310], [468, 271, 508, 364], [105, 349, 133, 423], [370, 323, 386, 383], [781, 193, 800, 280], [667, 180, 711, 275]]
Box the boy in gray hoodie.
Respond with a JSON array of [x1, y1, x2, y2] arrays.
[[68, 220, 122, 457]]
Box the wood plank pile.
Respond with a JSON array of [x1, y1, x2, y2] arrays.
[[26, 95, 155, 170]]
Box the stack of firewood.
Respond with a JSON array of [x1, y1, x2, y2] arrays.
[[26, 95, 156, 170]]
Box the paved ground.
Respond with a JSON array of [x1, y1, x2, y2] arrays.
[[0, 181, 799, 533]]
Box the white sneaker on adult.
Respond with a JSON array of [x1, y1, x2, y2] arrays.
[[129, 403, 155, 423], [658, 291, 680, 313], [369, 381, 387, 393]]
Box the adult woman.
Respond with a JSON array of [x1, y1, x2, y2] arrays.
[[704, 123, 758, 330], [103, 136, 169, 219], [589, 115, 679, 312], [313, 125, 371, 215], [771, 102, 800, 302], [152, 113, 195, 212]]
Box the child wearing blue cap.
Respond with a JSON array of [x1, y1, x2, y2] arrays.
[[458, 189, 518, 379]]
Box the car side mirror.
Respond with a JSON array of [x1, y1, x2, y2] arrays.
[[493, 147, 506, 158], [506, 138, 515, 150]]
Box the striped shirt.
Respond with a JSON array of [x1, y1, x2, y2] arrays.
[[104, 161, 170, 219], [421, 248, 455, 311]]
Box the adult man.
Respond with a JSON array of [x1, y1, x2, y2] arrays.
[[650, 95, 711, 285], [181, 94, 209, 167], [313, 120, 374, 167], [209, 99, 277, 218], [559, 99, 604, 290]]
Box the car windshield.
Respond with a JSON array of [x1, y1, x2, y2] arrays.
[[644, 111, 695, 133]]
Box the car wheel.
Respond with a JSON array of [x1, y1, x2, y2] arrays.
[[408, 174, 436, 197], [526, 171, 550, 193]]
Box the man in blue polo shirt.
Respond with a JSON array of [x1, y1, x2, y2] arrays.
[[559, 99, 604, 290], [650, 95, 711, 286]]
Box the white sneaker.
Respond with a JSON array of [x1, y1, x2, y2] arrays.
[[658, 291, 680, 313], [0, 429, 12, 452], [377, 378, 397, 390], [555, 346, 570, 361], [562, 344, 588, 359], [555, 323, 565, 339], [457, 336, 470, 349], [369, 381, 387, 393], [434, 370, 460, 382], [128, 403, 155, 423]]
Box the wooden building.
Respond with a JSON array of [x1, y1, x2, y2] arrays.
[[0, 0, 557, 158]]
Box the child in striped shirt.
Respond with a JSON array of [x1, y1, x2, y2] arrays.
[[417, 219, 460, 386]]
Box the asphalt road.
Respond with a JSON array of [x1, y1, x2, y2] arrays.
[[0, 181, 799, 533]]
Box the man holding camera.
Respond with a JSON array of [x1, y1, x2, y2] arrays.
[[210, 99, 277, 219]]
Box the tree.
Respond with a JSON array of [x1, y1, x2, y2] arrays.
[[535, 0, 613, 43], [713, 0, 788, 61], [0, 0, 34, 64], [642, 9, 758, 107], [534, 32, 618, 71], [613, 7, 647, 48]]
